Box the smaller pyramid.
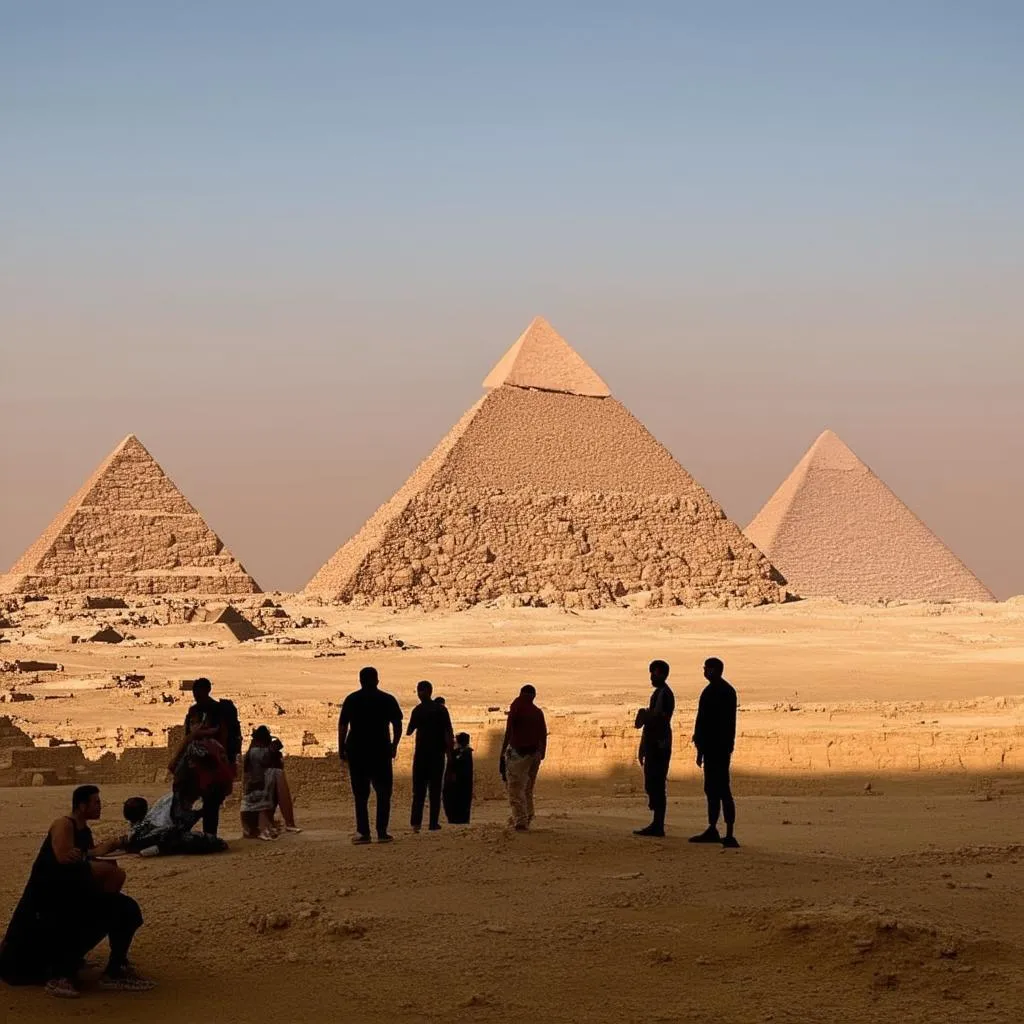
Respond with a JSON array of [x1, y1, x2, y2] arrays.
[[745, 430, 994, 603], [482, 316, 611, 396], [1, 435, 260, 597]]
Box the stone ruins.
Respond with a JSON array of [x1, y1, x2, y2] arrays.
[[745, 429, 994, 603], [0, 434, 260, 597], [305, 316, 784, 609]]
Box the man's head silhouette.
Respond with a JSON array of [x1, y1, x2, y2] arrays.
[[417, 680, 433, 702], [703, 657, 724, 682], [519, 684, 537, 703], [359, 666, 379, 690], [649, 660, 670, 687]]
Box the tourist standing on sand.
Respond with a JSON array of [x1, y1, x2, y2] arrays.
[[633, 659, 675, 838], [180, 677, 242, 836], [499, 685, 547, 831], [690, 658, 739, 848], [443, 732, 474, 824], [407, 680, 454, 832], [338, 667, 403, 844]]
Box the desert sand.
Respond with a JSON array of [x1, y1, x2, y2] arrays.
[[3, 595, 1024, 1022]]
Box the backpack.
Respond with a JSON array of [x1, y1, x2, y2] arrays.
[[219, 699, 243, 762]]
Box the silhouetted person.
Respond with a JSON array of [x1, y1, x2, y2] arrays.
[[633, 659, 675, 837], [180, 677, 241, 836], [443, 732, 474, 824], [500, 685, 547, 831], [690, 657, 738, 848], [0, 786, 154, 997], [407, 680, 454, 832], [338, 667, 403, 844]]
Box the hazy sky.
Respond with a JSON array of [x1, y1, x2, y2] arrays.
[[2, 2, 1022, 597]]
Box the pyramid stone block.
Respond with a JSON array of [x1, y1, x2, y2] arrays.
[[745, 430, 994, 603], [1, 435, 260, 597], [306, 317, 783, 609]]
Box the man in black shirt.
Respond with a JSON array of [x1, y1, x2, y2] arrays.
[[180, 677, 239, 836], [690, 657, 739, 848], [338, 667, 403, 844], [633, 659, 675, 838], [406, 681, 454, 832]]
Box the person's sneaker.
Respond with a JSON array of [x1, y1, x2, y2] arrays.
[[284, 825, 303, 834], [45, 977, 80, 999], [721, 835, 740, 849], [98, 966, 156, 992], [351, 834, 372, 845], [689, 827, 721, 844], [411, 826, 421, 833], [377, 833, 394, 843], [428, 824, 442, 832], [513, 824, 529, 832], [633, 825, 665, 837], [139, 845, 161, 858]]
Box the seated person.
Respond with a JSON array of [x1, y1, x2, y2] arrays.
[[0, 786, 154, 999], [241, 729, 302, 839], [122, 793, 227, 857]]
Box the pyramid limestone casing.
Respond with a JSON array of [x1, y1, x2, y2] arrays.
[[307, 321, 782, 609], [745, 430, 994, 603], [0, 436, 260, 597]]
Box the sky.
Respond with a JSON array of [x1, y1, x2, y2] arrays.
[[1, 2, 1022, 597]]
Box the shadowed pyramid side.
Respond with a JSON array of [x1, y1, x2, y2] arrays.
[[746, 430, 994, 602]]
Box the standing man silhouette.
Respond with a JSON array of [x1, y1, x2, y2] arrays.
[[338, 667, 403, 844], [633, 660, 674, 837], [407, 680, 454, 832], [690, 657, 739, 848]]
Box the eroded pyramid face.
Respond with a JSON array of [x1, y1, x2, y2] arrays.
[[745, 430, 994, 603], [306, 318, 784, 610], [1, 435, 260, 597]]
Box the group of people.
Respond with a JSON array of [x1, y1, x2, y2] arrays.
[[0, 657, 738, 999]]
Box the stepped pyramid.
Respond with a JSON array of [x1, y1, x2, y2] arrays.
[[305, 317, 783, 609], [745, 430, 994, 603], [1, 435, 260, 597]]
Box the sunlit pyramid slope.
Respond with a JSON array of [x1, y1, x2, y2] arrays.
[[745, 430, 994, 603], [306, 317, 783, 609], [0, 435, 261, 596]]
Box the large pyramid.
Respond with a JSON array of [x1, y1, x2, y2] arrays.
[[1, 435, 261, 597], [305, 317, 784, 609], [745, 430, 994, 603]]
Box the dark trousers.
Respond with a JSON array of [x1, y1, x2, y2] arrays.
[[643, 751, 671, 828], [349, 756, 393, 838], [201, 789, 226, 837], [703, 752, 735, 828], [56, 893, 143, 979], [411, 752, 445, 829]]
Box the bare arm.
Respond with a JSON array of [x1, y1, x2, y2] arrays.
[[50, 818, 85, 864], [338, 705, 349, 761], [93, 833, 129, 856], [538, 711, 548, 762]]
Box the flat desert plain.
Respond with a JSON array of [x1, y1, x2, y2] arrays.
[[2, 596, 1024, 1023]]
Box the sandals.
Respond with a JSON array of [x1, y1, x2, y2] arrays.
[[45, 977, 80, 999], [98, 968, 157, 992]]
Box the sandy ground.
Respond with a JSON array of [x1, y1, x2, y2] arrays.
[[3, 597, 1024, 1021], [2, 780, 1024, 1023]]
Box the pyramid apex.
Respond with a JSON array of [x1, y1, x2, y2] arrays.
[[805, 429, 864, 472], [482, 317, 611, 397]]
